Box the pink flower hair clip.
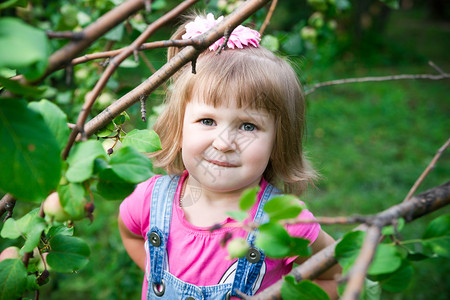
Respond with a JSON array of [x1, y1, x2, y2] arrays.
[[181, 13, 261, 51]]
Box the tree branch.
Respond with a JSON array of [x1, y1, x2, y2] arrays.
[[403, 137, 450, 202], [259, 0, 278, 35], [82, 0, 272, 138], [0, 194, 16, 221], [38, 0, 147, 81], [249, 180, 450, 299], [61, 0, 202, 160], [304, 66, 450, 96]]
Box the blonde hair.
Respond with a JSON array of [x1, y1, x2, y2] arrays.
[[152, 14, 317, 195]]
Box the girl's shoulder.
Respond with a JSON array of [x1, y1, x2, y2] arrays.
[[118, 175, 164, 237]]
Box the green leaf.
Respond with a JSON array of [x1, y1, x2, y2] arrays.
[[336, 231, 402, 275], [0, 18, 50, 80], [379, 0, 399, 9], [66, 140, 107, 182], [367, 244, 402, 275], [255, 223, 292, 258], [96, 168, 136, 200], [58, 182, 86, 218], [0, 99, 62, 202], [47, 235, 90, 273], [0, 76, 45, 97], [361, 278, 381, 300], [95, 122, 116, 138], [0, 0, 27, 10], [381, 218, 405, 236], [109, 146, 153, 183], [290, 237, 311, 257], [28, 100, 70, 151], [226, 211, 249, 222], [421, 214, 450, 258], [281, 276, 330, 300], [335, 231, 365, 272], [239, 187, 259, 211], [374, 260, 414, 293], [263, 194, 305, 222], [0, 218, 21, 239], [121, 129, 162, 153], [46, 225, 74, 240], [261, 35, 279, 52], [25, 274, 40, 292], [0, 259, 28, 300]]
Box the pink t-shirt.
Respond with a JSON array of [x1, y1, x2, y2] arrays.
[[120, 171, 320, 299]]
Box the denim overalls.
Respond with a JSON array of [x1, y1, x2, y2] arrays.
[[146, 175, 280, 300]]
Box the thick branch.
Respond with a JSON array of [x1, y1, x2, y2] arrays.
[[61, 0, 202, 160], [39, 0, 146, 80], [249, 181, 450, 299], [83, 0, 272, 138]]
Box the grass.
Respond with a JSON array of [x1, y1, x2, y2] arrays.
[[298, 6, 450, 300]]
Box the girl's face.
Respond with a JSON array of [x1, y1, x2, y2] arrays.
[[181, 98, 276, 194]]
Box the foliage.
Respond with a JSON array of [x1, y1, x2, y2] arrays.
[[1, 0, 449, 299]]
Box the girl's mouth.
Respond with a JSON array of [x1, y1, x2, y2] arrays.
[[205, 159, 238, 168]]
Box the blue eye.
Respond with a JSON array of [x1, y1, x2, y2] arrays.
[[200, 119, 215, 126], [241, 123, 257, 131]]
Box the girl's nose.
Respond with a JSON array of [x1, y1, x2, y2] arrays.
[[212, 129, 237, 152]]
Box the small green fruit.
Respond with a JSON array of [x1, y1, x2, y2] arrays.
[[300, 26, 318, 42], [227, 238, 249, 259], [309, 12, 325, 29]]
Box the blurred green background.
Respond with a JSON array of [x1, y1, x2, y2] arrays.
[[1, 0, 449, 299]]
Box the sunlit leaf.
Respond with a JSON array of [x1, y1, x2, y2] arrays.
[[255, 222, 291, 258], [264, 195, 305, 222], [28, 99, 70, 151], [239, 187, 259, 211], [121, 129, 162, 153], [0, 18, 49, 80], [58, 182, 86, 218], [66, 140, 107, 182], [226, 211, 248, 222], [109, 146, 153, 183]]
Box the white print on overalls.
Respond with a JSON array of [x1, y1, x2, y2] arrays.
[[218, 260, 266, 294]]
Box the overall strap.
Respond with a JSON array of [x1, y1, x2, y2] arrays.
[[147, 175, 180, 285], [231, 183, 281, 297]]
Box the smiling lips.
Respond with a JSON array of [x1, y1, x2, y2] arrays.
[[205, 159, 238, 168]]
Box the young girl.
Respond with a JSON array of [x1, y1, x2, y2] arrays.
[[119, 13, 340, 300]]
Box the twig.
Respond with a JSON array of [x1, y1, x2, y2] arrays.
[[341, 225, 382, 300], [428, 60, 445, 75], [83, 0, 273, 137], [304, 71, 450, 96], [68, 40, 195, 67], [0, 193, 16, 221], [249, 181, 450, 299], [46, 31, 84, 40], [259, 0, 278, 35], [140, 94, 148, 122], [403, 138, 450, 202], [61, 0, 201, 160]]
